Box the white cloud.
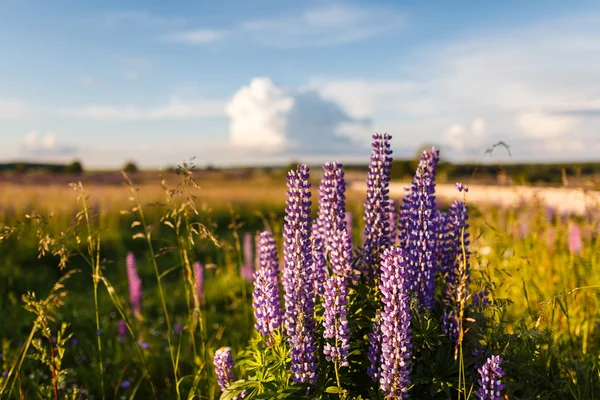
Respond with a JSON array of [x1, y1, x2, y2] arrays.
[[58, 97, 225, 120], [165, 29, 226, 44], [240, 4, 406, 47], [444, 118, 487, 151], [20, 132, 78, 156], [0, 99, 32, 119], [516, 112, 576, 138], [226, 77, 372, 154]]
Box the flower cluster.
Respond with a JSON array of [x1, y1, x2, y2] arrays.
[[252, 231, 282, 339], [406, 147, 439, 309], [214, 347, 245, 399], [193, 261, 204, 305], [281, 165, 319, 385], [322, 275, 350, 367], [476, 355, 506, 400], [377, 247, 412, 398], [126, 252, 142, 318], [361, 133, 393, 282]]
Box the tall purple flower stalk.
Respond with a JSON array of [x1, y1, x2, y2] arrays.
[[126, 252, 142, 318], [388, 199, 399, 245], [214, 347, 246, 399], [312, 234, 328, 297], [252, 231, 283, 340], [407, 147, 439, 309], [361, 133, 393, 282], [193, 261, 204, 305], [377, 246, 412, 398], [568, 222, 583, 255], [282, 165, 319, 385], [322, 275, 350, 367], [241, 232, 255, 281], [476, 355, 506, 400], [367, 310, 382, 382]]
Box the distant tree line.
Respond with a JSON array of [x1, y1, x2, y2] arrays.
[[0, 161, 84, 174]]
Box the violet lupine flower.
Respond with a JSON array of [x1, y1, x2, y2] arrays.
[[397, 186, 411, 248], [316, 162, 348, 241], [378, 247, 412, 398], [407, 147, 439, 309], [252, 231, 283, 339], [344, 212, 353, 242], [126, 252, 142, 318], [322, 275, 350, 367], [361, 133, 393, 282], [312, 235, 328, 297], [476, 355, 506, 400], [388, 199, 399, 245], [443, 199, 471, 305], [193, 261, 204, 305], [240, 232, 255, 281], [117, 319, 128, 341], [214, 347, 246, 399], [282, 165, 319, 385], [568, 222, 583, 255], [441, 311, 459, 344], [367, 310, 382, 382]]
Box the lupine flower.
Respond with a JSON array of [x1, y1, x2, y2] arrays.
[[312, 234, 328, 296], [568, 222, 583, 255], [120, 380, 131, 389], [388, 199, 399, 245], [361, 133, 393, 281], [282, 165, 319, 385], [174, 322, 184, 335], [322, 275, 350, 367], [455, 182, 469, 193], [407, 147, 439, 309], [444, 199, 470, 303], [126, 252, 142, 317], [193, 261, 204, 305], [316, 162, 347, 241], [367, 310, 382, 382], [252, 231, 283, 340], [241, 232, 255, 281], [378, 247, 412, 398], [441, 311, 459, 344], [476, 355, 506, 400], [397, 186, 411, 247], [214, 347, 246, 399], [117, 320, 128, 341], [344, 211, 353, 242]]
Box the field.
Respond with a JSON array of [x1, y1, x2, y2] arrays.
[[0, 152, 599, 399]]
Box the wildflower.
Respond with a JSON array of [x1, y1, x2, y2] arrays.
[[316, 161, 348, 243], [361, 133, 393, 282], [70, 338, 78, 345], [117, 320, 127, 340], [126, 252, 142, 318], [344, 211, 353, 241], [241, 232, 255, 281], [568, 222, 583, 255], [95, 329, 103, 336], [388, 199, 399, 245], [174, 322, 184, 335], [138, 340, 149, 350], [252, 231, 283, 340], [312, 233, 328, 296], [281, 165, 319, 385], [378, 247, 412, 398], [407, 147, 439, 309], [367, 310, 382, 382], [193, 261, 204, 305], [214, 347, 245, 399], [322, 275, 350, 367], [476, 355, 506, 400], [455, 182, 469, 193], [120, 380, 131, 389]]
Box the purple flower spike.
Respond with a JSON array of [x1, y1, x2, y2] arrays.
[[240, 232, 255, 281], [361, 133, 393, 282], [252, 231, 283, 340], [117, 319, 128, 341], [344, 212, 353, 241], [367, 310, 382, 382], [568, 222, 583, 255], [322, 275, 350, 367], [407, 147, 439, 310], [388, 199, 399, 245], [126, 252, 142, 318], [455, 182, 469, 193], [378, 247, 412, 398], [476, 355, 506, 400], [214, 347, 246, 399], [281, 165, 319, 385], [312, 235, 328, 296], [193, 261, 204, 305]]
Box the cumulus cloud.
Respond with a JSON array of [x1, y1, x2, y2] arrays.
[[20, 132, 78, 156], [444, 118, 487, 152], [0, 99, 32, 119], [59, 97, 225, 120], [226, 77, 371, 154], [516, 112, 576, 138]]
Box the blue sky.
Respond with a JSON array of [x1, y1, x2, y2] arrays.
[[1, 0, 599, 168]]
